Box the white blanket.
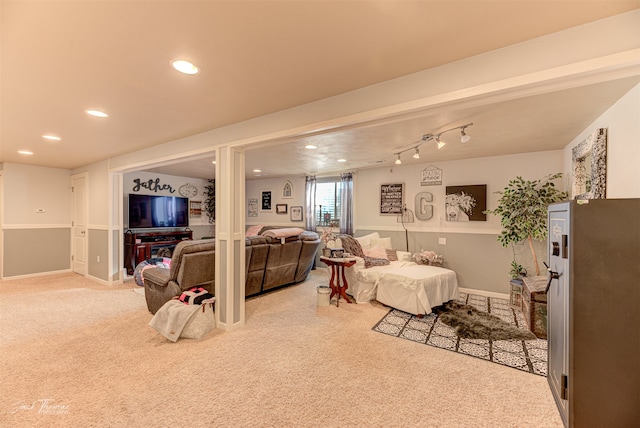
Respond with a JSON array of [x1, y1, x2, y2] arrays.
[[261, 227, 304, 243], [345, 259, 458, 315], [149, 298, 215, 342]]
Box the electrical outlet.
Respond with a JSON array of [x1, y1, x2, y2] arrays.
[[438, 237, 447, 245]]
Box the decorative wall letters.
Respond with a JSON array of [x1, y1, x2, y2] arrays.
[[132, 177, 175, 193]]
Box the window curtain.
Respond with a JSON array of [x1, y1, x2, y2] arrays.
[[305, 175, 317, 231], [340, 172, 354, 235]]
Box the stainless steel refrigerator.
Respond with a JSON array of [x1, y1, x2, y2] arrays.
[[547, 199, 640, 427]]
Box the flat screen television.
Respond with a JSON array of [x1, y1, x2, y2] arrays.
[[128, 194, 189, 228]]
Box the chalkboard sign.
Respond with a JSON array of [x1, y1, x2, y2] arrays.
[[380, 183, 404, 215], [261, 191, 272, 211]]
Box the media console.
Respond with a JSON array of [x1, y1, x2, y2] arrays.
[[124, 229, 193, 275]]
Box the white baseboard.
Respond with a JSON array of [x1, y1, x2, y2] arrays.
[[1, 269, 72, 281], [459, 287, 509, 301]]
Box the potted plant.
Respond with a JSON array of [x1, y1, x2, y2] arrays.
[[484, 173, 568, 276]]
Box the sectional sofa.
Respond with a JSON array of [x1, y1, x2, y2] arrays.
[[143, 228, 320, 314]]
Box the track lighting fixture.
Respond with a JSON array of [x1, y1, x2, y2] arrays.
[[392, 123, 473, 164], [460, 128, 470, 143]]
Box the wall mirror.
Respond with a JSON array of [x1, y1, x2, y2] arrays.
[[572, 128, 607, 199]]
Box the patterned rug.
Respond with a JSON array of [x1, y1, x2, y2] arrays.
[[372, 292, 547, 376]]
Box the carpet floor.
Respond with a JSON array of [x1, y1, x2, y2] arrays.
[[373, 292, 548, 376], [0, 271, 562, 427]]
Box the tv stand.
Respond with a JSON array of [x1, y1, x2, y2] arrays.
[[124, 230, 192, 275]]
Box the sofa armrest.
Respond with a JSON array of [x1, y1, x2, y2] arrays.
[[142, 267, 171, 288]]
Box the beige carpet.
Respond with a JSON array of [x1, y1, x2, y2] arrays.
[[0, 271, 563, 427]]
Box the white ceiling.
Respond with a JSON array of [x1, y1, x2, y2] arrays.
[[2, 1, 639, 180]]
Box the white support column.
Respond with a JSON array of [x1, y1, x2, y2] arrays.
[[214, 145, 246, 330]]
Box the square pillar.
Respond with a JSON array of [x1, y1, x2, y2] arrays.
[[214, 146, 246, 330]]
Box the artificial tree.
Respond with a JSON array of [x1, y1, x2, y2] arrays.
[[484, 173, 568, 276], [203, 179, 215, 224]]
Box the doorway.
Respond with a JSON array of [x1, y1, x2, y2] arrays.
[[71, 173, 88, 276]]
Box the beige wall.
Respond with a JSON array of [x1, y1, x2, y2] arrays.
[[354, 150, 564, 294], [1, 163, 71, 278], [245, 176, 306, 227], [563, 83, 640, 198]]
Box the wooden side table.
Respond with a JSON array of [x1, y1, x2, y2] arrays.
[[320, 256, 356, 307]]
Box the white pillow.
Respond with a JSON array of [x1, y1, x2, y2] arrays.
[[363, 245, 388, 260], [370, 236, 392, 249], [355, 232, 380, 250], [396, 251, 412, 262]]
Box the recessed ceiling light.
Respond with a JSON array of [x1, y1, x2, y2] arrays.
[[337, 159, 347, 163], [86, 109, 108, 118], [42, 135, 61, 141], [305, 145, 317, 149], [172, 60, 199, 75], [18, 150, 33, 155], [253, 169, 262, 173], [211, 161, 216, 164]]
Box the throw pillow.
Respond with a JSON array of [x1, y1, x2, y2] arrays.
[[339, 235, 365, 258], [363, 256, 390, 268], [386, 249, 398, 261], [364, 245, 388, 260], [370, 236, 392, 249], [354, 232, 380, 250]]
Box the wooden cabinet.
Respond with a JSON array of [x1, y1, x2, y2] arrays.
[[124, 230, 192, 274], [521, 276, 547, 339]]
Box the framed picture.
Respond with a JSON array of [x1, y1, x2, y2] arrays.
[[248, 198, 258, 217], [380, 183, 404, 215], [572, 128, 607, 199], [276, 204, 288, 214], [290, 206, 303, 222], [189, 200, 202, 217], [260, 190, 272, 212], [282, 180, 293, 198], [445, 184, 487, 221]]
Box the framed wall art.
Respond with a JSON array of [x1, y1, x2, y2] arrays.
[[248, 198, 258, 217], [380, 183, 404, 215], [290, 206, 303, 222], [260, 190, 272, 212], [572, 128, 607, 199], [276, 204, 288, 214], [445, 184, 487, 222]]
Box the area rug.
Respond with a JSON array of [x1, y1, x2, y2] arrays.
[[372, 292, 547, 376]]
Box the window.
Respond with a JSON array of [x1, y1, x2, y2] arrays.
[[316, 178, 341, 227]]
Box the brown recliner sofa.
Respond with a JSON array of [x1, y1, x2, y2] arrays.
[[143, 229, 320, 314], [143, 239, 215, 314]]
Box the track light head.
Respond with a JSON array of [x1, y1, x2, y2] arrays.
[[460, 128, 471, 143], [436, 136, 446, 149], [395, 154, 402, 165], [412, 148, 420, 159]]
